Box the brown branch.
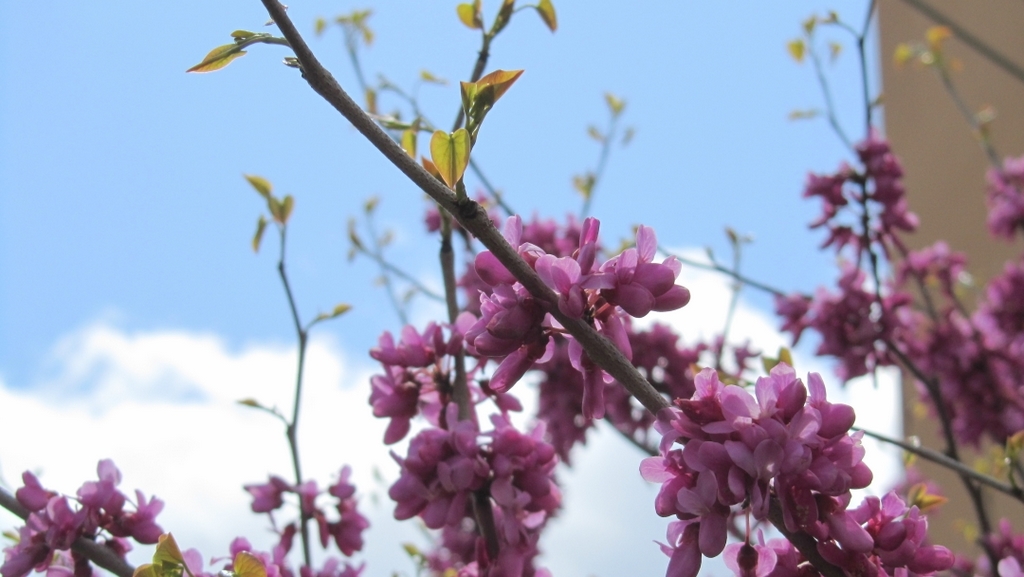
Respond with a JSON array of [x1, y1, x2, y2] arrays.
[[258, 0, 668, 418], [767, 498, 844, 577], [855, 427, 1024, 502], [0, 486, 136, 577], [255, 3, 845, 575], [896, 0, 1024, 88]]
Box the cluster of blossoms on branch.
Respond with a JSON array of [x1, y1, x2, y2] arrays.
[[1, 462, 370, 577], [243, 465, 369, 564], [2, 461, 163, 577], [776, 130, 1024, 451], [367, 213, 698, 575], [642, 365, 952, 577]]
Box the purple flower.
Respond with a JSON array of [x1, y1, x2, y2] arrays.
[[389, 408, 490, 529], [109, 490, 164, 544], [986, 155, 1024, 240], [15, 472, 55, 513], [600, 225, 690, 318], [244, 476, 292, 513], [723, 537, 778, 577]]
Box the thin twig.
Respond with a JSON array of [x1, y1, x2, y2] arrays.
[[897, 0, 1024, 88], [932, 62, 1002, 167], [713, 234, 745, 371], [469, 158, 515, 216], [580, 107, 622, 218], [276, 226, 313, 568], [885, 338, 997, 559], [357, 243, 445, 303], [660, 245, 789, 298], [364, 212, 410, 324], [855, 427, 1024, 501], [807, 34, 853, 151], [0, 487, 135, 577], [858, 0, 876, 135]]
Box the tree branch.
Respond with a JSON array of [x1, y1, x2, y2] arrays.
[[897, 0, 1024, 88], [255, 3, 846, 575], [855, 427, 1024, 502], [0, 487, 136, 577], [258, 0, 668, 417]]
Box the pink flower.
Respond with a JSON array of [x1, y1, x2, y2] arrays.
[[244, 476, 292, 513]]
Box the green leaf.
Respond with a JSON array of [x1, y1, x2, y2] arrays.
[[401, 128, 417, 158], [461, 69, 524, 126], [336, 9, 375, 45], [621, 126, 635, 146], [268, 197, 284, 224], [604, 92, 625, 116], [828, 41, 842, 62], [233, 552, 267, 577], [456, 1, 483, 29], [365, 88, 378, 114], [802, 15, 817, 35], [778, 347, 793, 367], [1007, 430, 1024, 456], [133, 564, 159, 577], [314, 18, 328, 36], [419, 69, 447, 85], [280, 195, 294, 224], [252, 215, 267, 253], [153, 534, 185, 567], [364, 195, 380, 214], [429, 129, 471, 189], [348, 218, 364, 250], [786, 39, 805, 63], [316, 303, 353, 322], [572, 173, 595, 199], [787, 108, 820, 121], [187, 43, 247, 73], [893, 43, 914, 66], [906, 482, 948, 513], [231, 30, 258, 41], [421, 156, 443, 181], [493, 0, 516, 33], [926, 25, 951, 51], [237, 398, 263, 409], [535, 0, 557, 31], [475, 69, 524, 104], [244, 174, 272, 199], [586, 125, 604, 142]]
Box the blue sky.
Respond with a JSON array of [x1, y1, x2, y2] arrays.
[[0, 1, 888, 575], [0, 1, 875, 384]]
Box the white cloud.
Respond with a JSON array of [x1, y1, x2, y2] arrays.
[[1, 263, 904, 576]]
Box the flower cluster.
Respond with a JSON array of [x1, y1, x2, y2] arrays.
[[389, 406, 559, 576], [641, 365, 952, 577], [243, 466, 370, 565], [468, 215, 690, 419], [781, 132, 921, 382], [900, 254, 1024, 446], [2, 460, 163, 577], [369, 318, 486, 444], [777, 265, 911, 381], [986, 154, 1024, 240], [803, 132, 917, 257]]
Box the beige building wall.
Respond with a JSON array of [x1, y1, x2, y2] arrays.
[[878, 0, 1024, 557]]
